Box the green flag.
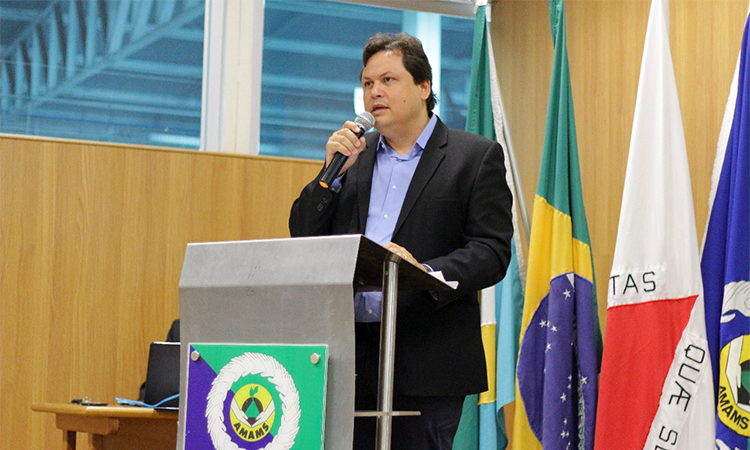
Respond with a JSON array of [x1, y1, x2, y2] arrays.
[[453, 4, 524, 450]]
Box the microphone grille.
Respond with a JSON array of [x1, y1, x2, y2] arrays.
[[355, 112, 375, 131]]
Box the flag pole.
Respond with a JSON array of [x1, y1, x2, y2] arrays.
[[483, 3, 531, 246]]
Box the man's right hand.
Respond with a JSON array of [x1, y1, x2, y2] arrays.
[[325, 121, 367, 176]]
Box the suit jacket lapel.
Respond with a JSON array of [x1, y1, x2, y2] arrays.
[[393, 119, 448, 237]]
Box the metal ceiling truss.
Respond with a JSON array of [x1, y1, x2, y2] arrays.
[[0, 0, 473, 150], [1, 0, 204, 115]]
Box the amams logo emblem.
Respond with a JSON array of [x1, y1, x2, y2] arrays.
[[229, 384, 276, 442], [206, 353, 301, 450]]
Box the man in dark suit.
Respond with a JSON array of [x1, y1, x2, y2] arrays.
[[289, 33, 512, 449]]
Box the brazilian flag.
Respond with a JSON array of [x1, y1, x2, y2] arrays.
[[511, 1, 600, 449]]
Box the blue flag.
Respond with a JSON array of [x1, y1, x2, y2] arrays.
[[701, 13, 750, 450]]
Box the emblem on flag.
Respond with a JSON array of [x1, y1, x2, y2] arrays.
[[717, 281, 750, 437]]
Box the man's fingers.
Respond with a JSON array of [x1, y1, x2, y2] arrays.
[[384, 243, 408, 259], [323, 121, 368, 172], [383, 243, 425, 271], [344, 120, 363, 135], [327, 138, 352, 156], [327, 129, 361, 155]]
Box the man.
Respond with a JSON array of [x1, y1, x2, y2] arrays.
[[289, 33, 512, 449]]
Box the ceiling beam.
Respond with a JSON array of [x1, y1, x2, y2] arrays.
[[110, 59, 203, 79], [265, 1, 401, 23], [263, 37, 361, 60], [14, 96, 202, 118], [164, 27, 204, 42], [0, 7, 40, 23], [334, 0, 473, 18], [18, 1, 205, 113], [263, 73, 358, 95], [64, 87, 202, 110]]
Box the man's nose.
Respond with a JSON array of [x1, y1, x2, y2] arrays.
[[369, 82, 383, 97]]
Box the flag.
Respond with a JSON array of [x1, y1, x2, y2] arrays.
[[701, 8, 750, 450], [511, 0, 599, 448], [594, 0, 715, 448], [452, 3, 525, 449]]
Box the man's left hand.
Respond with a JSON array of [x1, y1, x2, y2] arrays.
[[383, 242, 428, 272]]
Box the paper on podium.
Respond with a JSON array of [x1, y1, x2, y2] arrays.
[[429, 271, 458, 289]]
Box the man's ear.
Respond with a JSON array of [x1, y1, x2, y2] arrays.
[[419, 80, 431, 101]]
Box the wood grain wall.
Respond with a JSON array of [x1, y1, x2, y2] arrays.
[[492, 0, 747, 333], [0, 135, 321, 448]]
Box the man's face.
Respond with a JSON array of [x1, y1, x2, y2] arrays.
[[361, 51, 431, 137]]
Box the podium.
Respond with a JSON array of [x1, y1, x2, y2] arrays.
[[176, 235, 453, 450]]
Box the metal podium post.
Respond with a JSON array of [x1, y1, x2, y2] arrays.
[[376, 256, 399, 450]]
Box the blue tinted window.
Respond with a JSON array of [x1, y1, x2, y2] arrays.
[[259, 0, 474, 160], [0, 0, 205, 149]]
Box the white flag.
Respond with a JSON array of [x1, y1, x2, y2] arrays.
[[594, 0, 716, 448]]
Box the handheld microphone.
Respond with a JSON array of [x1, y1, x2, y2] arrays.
[[319, 112, 375, 189]]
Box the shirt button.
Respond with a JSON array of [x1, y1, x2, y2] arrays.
[[391, 185, 397, 190], [368, 310, 373, 314], [384, 214, 389, 219]]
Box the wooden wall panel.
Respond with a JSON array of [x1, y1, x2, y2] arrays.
[[0, 135, 320, 449], [493, 0, 747, 335], [566, 0, 651, 326], [673, 0, 746, 231]]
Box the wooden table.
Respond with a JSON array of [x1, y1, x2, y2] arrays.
[[32, 403, 178, 450]]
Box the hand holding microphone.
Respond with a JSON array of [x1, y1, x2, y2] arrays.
[[319, 112, 375, 189]]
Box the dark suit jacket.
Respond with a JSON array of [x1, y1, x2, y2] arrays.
[[289, 119, 513, 396]]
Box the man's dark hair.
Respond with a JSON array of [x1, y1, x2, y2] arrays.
[[362, 33, 437, 112]]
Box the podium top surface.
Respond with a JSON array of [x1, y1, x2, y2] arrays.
[[353, 235, 454, 292], [180, 235, 454, 293]]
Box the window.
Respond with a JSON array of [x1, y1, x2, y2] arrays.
[[1, 0, 475, 155], [0, 0, 205, 149], [259, 0, 475, 159]]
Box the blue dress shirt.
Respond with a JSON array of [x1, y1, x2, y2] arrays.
[[354, 114, 438, 322]]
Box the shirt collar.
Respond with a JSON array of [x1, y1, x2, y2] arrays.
[[377, 113, 439, 159]]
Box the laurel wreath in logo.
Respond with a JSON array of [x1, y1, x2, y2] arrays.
[[206, 352, 301, 450]]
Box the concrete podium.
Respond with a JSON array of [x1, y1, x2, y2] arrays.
[[177, 235, 453, 449]]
